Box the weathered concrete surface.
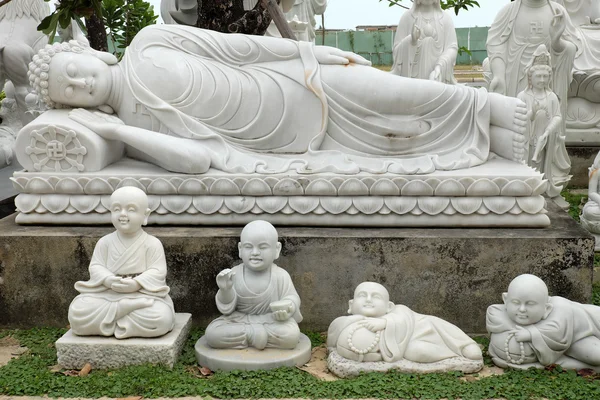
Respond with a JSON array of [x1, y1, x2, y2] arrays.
[[56, 313, 192, 369], [567, 146, 599, 188], [0, 202, 593, 334]]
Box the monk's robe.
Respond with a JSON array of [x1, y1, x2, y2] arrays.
[[487, 296, 600, 367], [327, 305, 478, 363], [68, 231, 175, 339], [205, 264, 302, 350]]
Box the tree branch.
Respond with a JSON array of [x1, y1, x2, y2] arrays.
[[260, 0, 297, 40], [0, 0, 13, 8]]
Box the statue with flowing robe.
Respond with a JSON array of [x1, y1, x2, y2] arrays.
[[390, 0, 458, 84]]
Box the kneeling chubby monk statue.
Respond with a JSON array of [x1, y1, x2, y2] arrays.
[[68, 186, 175, 338]]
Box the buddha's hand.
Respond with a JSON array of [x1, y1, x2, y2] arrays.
[[314, 46, 371, 66], [111, 278, 142, 293], [411, 23, 421, 45], [510, 326, 532, 342], [550, 8, 567, 45], [360, 318, 386, 332], [489, 76, 506, 95], [68, 108, 124, 141], [216, 269, 235, 291], [429, 65, 442, 82], [103, 275, 121, 289], [271, 300, 294, 321]]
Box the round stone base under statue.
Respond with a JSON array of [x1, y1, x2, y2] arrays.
[[327, 349, 483, 378], [195, 334, 312, 371]]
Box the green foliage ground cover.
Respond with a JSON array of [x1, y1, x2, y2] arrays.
[[2, 326, 600, 399]]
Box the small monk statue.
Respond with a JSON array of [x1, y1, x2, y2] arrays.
[[68, 186, 175, 338], [487, 274, 600, 371], [204, 220, 302, 350], [327, 282, 482, 366]]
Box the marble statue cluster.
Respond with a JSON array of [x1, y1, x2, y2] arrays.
[[580, 150, 600, 249], [390, 0, 458, 84]]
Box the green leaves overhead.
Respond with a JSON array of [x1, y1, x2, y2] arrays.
[[380, 0, 480, 15]]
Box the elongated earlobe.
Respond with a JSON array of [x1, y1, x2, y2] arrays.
[[95, 52, 118, 66], [97, 104, 114, 114]]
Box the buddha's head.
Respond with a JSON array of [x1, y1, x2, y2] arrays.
[[349, 282, 394, 318], [28, 41, 118, 109], [109, 187, 151, 235], [503, 274, 553, 326], [238, 220, 281, 272]]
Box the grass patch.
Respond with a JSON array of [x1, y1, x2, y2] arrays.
[[562, 189, 588, 222], [1, 328, 600, 399]]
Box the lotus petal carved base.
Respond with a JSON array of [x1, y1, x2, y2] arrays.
[[12, 157, 550, 227]]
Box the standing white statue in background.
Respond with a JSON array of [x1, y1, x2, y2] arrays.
[[390, 0, 458, 84], [327, 282, 483, 377], [487, 0, 577, 121], [487, 274, 600, 372], [517, 45, 571, 199], [285, 0, 327, 42], [25, 24, 528, 176], [580, 151, 600, 248], [0, 0, 49, 124], [204, 220, 302, 350], [68, 186, 175, 338]]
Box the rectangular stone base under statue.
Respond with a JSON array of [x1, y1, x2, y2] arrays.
[[55, 313, 191, 369], [0, 202, 593, 333]]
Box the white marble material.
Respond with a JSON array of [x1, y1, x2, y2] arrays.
[[580, 151, 600, 248], [327, 282, 483, 376], [487, 274, 600, 372], [201, 221, 303, 356], [68, 186, 176, 338], [11, 156, 551, 227], [56, 313, 191, 369], [390, 0, 458, 84], [20, 24, 528, 176], [517, 45, 571, 199], [0, 0, 50, 125], [195, 333, 312, 371], [284, 0, 327, 42], [550, 1, 600, 144]]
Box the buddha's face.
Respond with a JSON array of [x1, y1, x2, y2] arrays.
[[109, 188, 150, 235], [48, 52, 112, 108], [503, 276, 551, 325], [349, 282, 393, 318], [531, 70, 550, 91], [238, 221, 281, 272]]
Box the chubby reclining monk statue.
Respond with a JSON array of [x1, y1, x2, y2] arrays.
[[23, 23, 528, 175], [68, 186, 175, 338]]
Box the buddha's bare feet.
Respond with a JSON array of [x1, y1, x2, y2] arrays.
[[488, 93, 527, 162]]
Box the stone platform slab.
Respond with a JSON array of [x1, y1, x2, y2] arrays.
[[0, 202, 593, 334], [55, 313, 191, 369], [195, 334, 312, 371]]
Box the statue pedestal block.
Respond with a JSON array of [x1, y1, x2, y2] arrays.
[[0, 202, 593, 333], [326, 349, 483, 378], [194, 334, 312, 371], [55, 313, 191, 369]]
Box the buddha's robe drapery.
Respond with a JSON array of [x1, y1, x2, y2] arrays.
[[204, 264, 301, 349], [553, 0, 600, 72], [68, 231, 175, 338], [487, 0, 577, 104], [390, 8, 458, 84], [327, 305, 477, 363], [487, 297, 600, 366], [120, 24, 492, 175]]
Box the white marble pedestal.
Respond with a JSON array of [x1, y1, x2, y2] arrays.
[[56, 313, 191, 369], [195, 333, 312, 371], [327, 349, 483, 378]]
